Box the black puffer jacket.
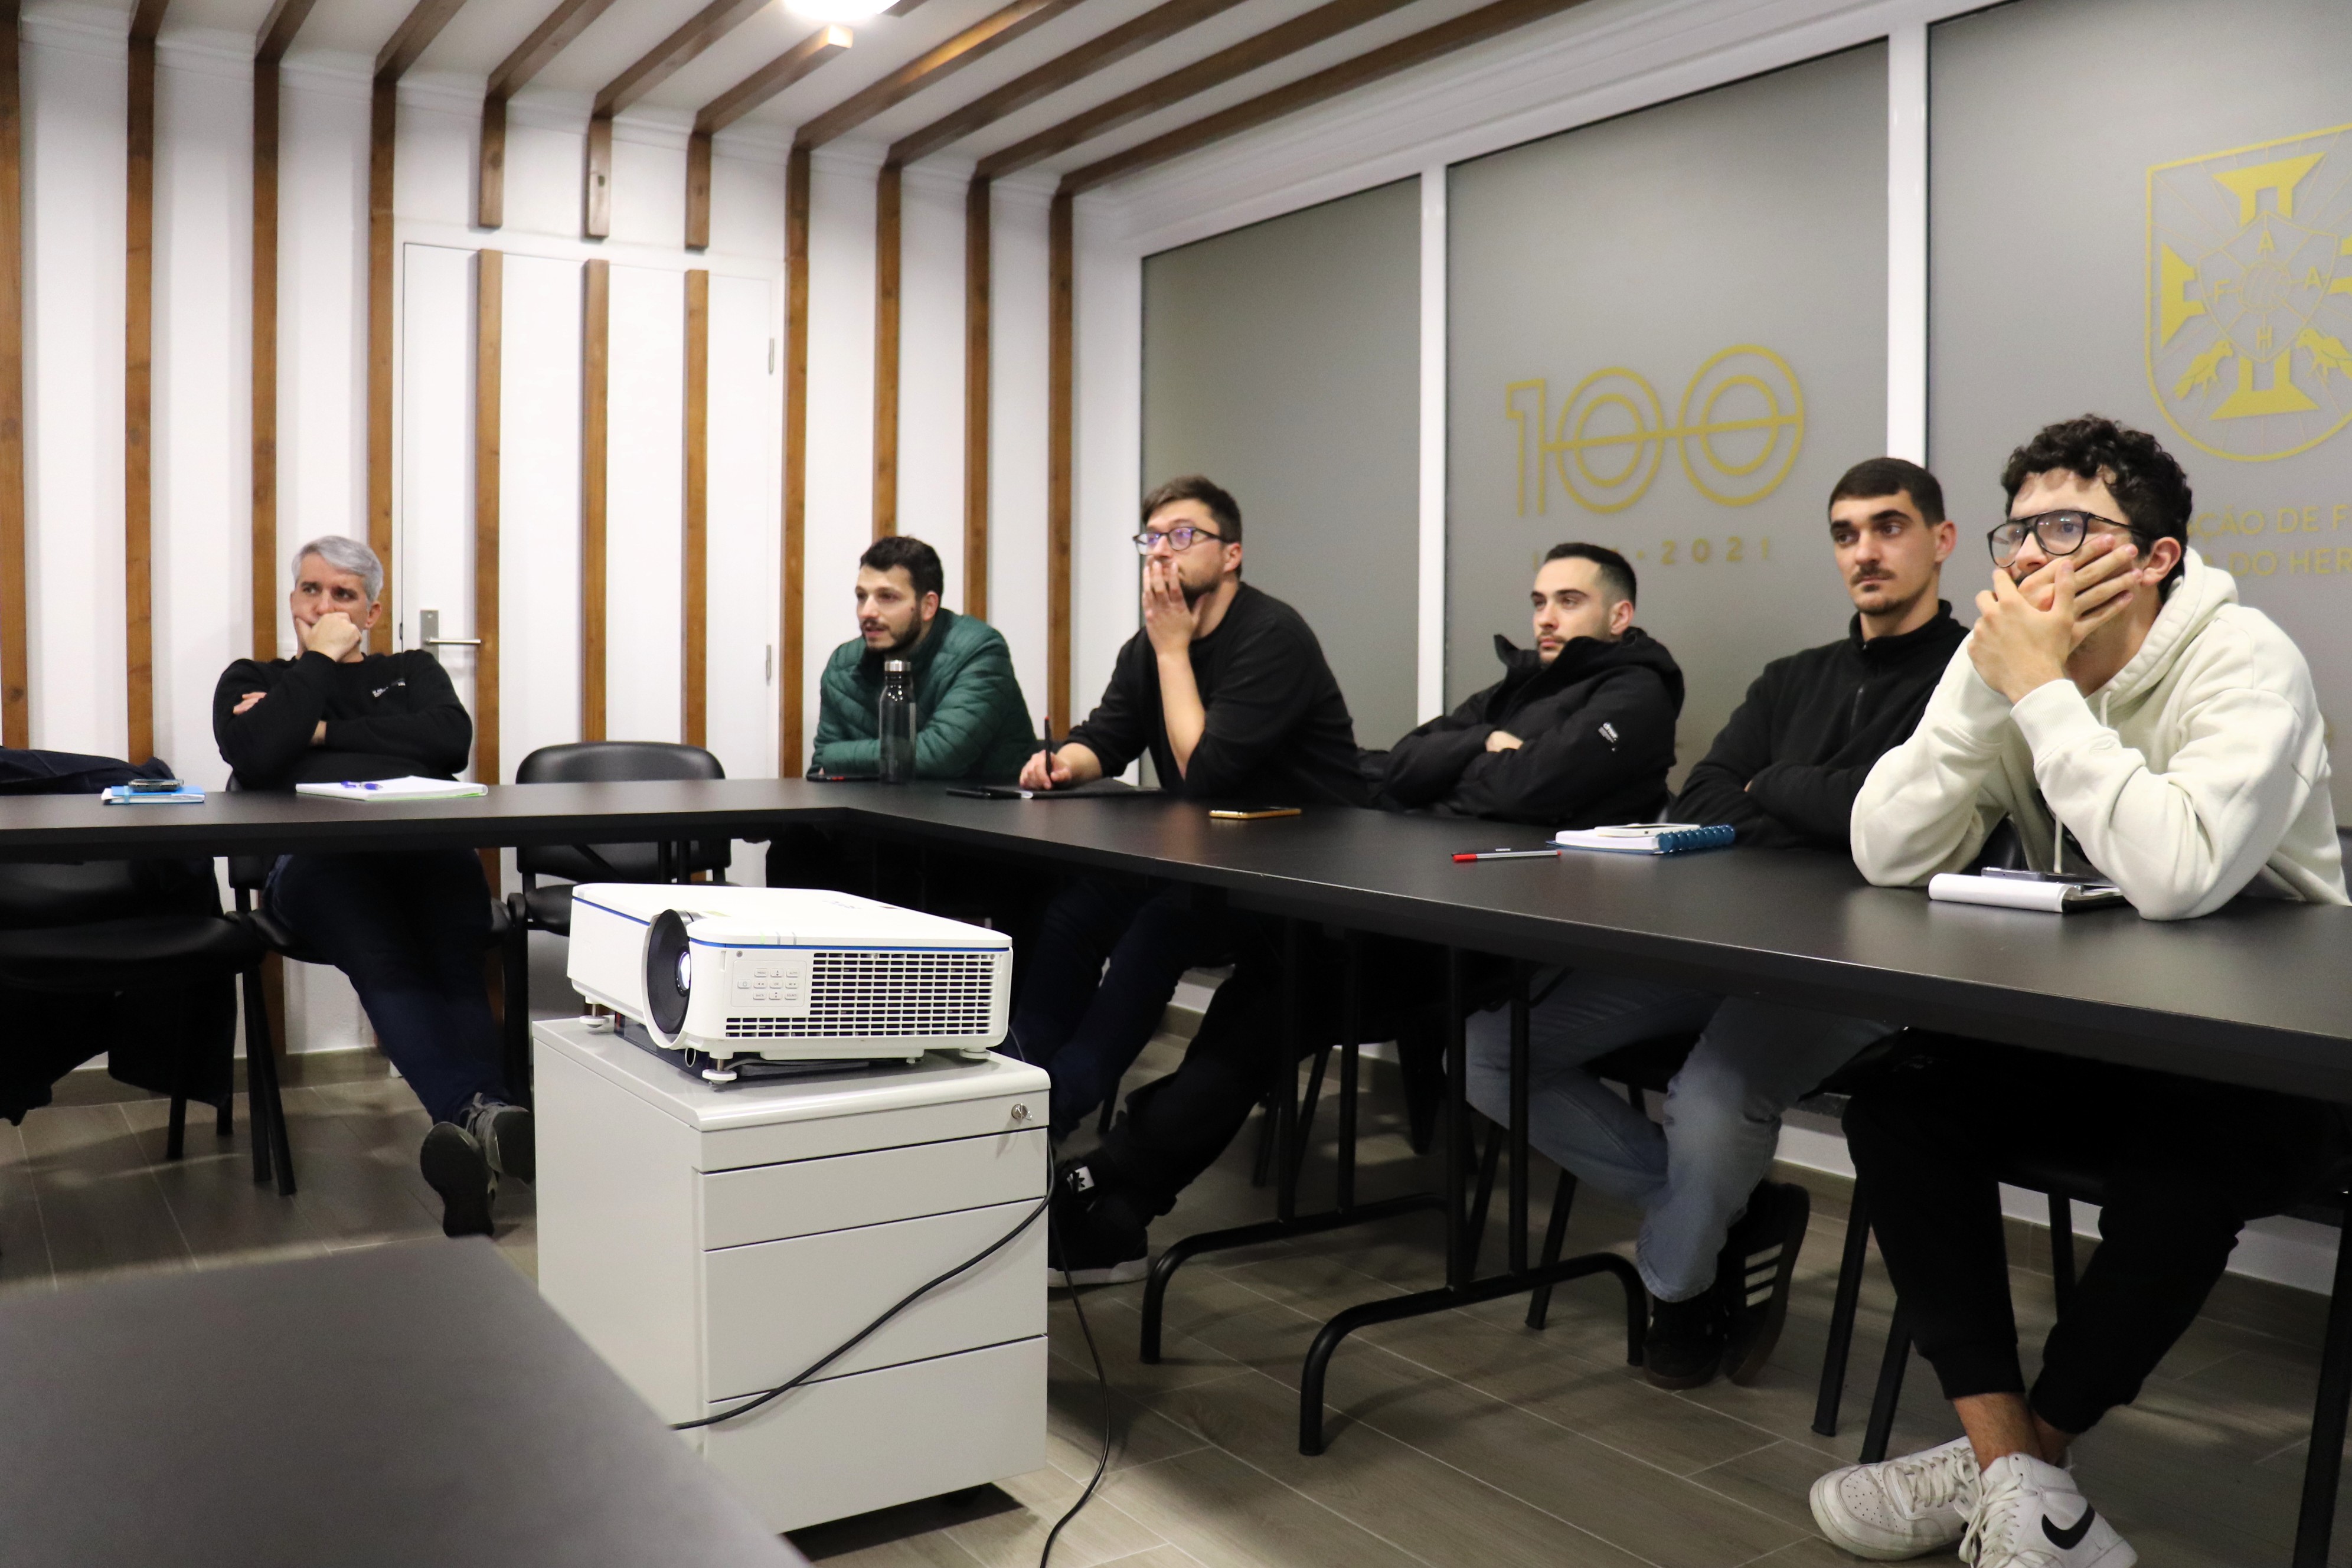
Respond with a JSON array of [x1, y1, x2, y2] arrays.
[[1379, 628, 1684, 827]]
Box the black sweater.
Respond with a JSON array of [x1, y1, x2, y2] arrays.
[[1380, 628, 1684, 828], [1065, 582, 1366, 807], [213, 649, 472, 789], [1672, 604, 1968, 850]]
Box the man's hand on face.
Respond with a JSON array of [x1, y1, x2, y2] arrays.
[[1968, 535, 2142, 703], [302, 610, 364, 664], [233, 691, 267, 716], [1485, 730, 1524, 753], [1142, 558, 1195, 658]]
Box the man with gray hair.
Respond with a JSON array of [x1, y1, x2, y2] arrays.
[[213, 535, 529, 1239]]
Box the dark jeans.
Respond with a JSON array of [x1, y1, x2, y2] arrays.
[[269, 849, 509, 1126], [1844, 1038, 2343, 1436], [1008, 878, 1227, 1133], [1090, 927, 1450, 1216]]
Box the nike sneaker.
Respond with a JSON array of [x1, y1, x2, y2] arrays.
[[1962, 1453, 2134, 1568], [1809, 1435, 1978, 1560]]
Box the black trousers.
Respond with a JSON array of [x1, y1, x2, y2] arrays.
[[1844, 1038, 2342, 1436], [1090, 925, 1452, 1215]]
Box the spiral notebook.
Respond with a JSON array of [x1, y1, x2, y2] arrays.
[[1552, 822, 1736, 856]]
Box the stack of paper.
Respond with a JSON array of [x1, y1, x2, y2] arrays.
[[1928, 873, 2126, 912], [295, 777, 488, 802]]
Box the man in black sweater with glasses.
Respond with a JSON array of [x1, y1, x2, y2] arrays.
[[1016, 476, 1366, 1282], [214, 535, 529, 1240]]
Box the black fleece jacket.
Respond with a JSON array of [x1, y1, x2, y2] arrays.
[[1671, 603, 1968, 850], [213, 649, 472, 789], [1065, 582, 1366, 807], [1380, 628, 1684, 827]]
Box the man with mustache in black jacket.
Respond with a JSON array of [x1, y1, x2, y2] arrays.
[[1382, 542, 1683, 825], [1462, 459, 1965, 1391]]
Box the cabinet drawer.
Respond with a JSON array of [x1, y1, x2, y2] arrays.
[[701, 1126, 1046, 1249], [702, 1197, 1043, 1398], [698, 1337, 1046, 1534]]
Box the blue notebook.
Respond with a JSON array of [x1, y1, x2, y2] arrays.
[[1552, 822, 1734, 855], [100, 782, 206, 805]]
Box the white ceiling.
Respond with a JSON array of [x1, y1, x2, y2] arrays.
[[68, 0, 1500, 182]]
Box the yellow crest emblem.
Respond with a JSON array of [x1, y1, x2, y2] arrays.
[[2148, 122, 2352, 462]]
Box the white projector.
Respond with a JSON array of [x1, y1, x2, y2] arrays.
[[566, 884, 1012, 1066]]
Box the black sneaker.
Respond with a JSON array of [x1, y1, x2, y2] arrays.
[[1644, 1289, 1727, 1389], [1047, 1161, 1150, 1287], [460, 1095, 534, 1184], [1720, 1180, 1811, 1386], [420, 1122, 495, 1238]]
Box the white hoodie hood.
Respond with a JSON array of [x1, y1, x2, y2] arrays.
[[1851, 550, 2347, 920]]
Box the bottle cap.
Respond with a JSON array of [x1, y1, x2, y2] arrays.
[[883, 659, 909, 672]]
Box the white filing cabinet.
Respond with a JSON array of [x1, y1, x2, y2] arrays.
[[533, 1017, 1051, 1533]]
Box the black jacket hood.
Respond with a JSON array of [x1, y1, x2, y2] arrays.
[[1484, 626, 1687, 723]]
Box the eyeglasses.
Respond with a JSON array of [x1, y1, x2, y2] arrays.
[[1131, 525, 1225, 554], [1985, 509, 2137, 566]]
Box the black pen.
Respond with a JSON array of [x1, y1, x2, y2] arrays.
[[1033, 717, 1057, 790]]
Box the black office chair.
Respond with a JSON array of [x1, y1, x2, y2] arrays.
[[0, 859, 293, 1194], [508, 742, 731, 933], [225, 773, 524, 1130]]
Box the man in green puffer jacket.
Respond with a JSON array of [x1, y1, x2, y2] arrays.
[[809, 535, 1035, 781]]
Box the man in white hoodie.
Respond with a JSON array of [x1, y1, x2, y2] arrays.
[[1812, 416, 2348, 1568]]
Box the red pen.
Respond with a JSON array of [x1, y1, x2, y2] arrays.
[[1452, 848, 1561, 863]]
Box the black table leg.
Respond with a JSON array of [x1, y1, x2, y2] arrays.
[[2292, 1206, 2352, 1567], [1814, 1173, 1873, 1438], [1337, 933, 1360, 1213], [1508, 962, 1530, 1276]]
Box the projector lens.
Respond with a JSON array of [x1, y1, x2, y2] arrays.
[[675, 947, 693, 992], [645, 909, 693, 1041]]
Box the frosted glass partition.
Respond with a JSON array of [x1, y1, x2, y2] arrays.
[[1142, 180, 1422, 752], [1931, 0, 2352, 818], [1446, 45, 1890, 779]]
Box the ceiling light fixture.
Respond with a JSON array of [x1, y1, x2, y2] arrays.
[[784, 0, 891, 22]]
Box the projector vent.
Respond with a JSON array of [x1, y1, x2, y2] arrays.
[[724, 949, 997, 1039]]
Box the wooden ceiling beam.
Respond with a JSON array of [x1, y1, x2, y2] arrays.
[[795, 0, 1086, 152], [594, 0, 770, 118], [976, 0, 1416, 178], [889, 0, 1246, 168], [254, 0, 320, 64], [481, 0, 626, 229], [489, 0, 621, 98], [1062, 0, 1596, 193], [694, 24, 852, 138], [375, 0, 471, 82], [587, 0, 772, 239]]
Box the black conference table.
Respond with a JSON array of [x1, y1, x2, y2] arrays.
[[0, 1240, 802, 1567], [8, 779, 2352, 1558]]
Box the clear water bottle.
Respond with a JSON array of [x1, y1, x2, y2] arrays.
[[877, 659, 917, 783]]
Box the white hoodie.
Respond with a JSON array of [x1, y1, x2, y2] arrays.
[[1851, 550, 2347, 920]]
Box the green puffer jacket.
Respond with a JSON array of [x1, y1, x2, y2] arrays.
[[810, 608, 1037, 782]]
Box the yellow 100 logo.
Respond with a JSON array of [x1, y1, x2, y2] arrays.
[[1506, 346, 1807, 515]]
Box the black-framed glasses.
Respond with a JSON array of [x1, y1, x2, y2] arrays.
[[1986, 509, 2135, 566], [1132, 525, 1225, 554]]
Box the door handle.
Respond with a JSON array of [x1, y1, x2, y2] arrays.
[[417, 609, 482, 661]]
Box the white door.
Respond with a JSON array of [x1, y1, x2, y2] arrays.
[[394, 241, 481, 777]]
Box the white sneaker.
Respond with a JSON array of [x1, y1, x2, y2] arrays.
[[1809, 1436, 1979, 1560], [1962, 1453, 2134, 1568]]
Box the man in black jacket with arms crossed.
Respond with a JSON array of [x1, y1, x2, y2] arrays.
[[1461, 459, 1966, 1390], [215, 535, 528, 1239], [1383, 542, 1682, 824]]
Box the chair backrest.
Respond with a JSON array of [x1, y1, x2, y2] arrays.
[[0, 858, 221, 929], [512, 741, 731, 883]]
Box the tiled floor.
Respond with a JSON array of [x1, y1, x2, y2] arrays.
[[2, 1038, 2337, 1568]]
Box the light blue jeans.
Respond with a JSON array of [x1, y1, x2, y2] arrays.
[[1466, 972, 1891, 1302]]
